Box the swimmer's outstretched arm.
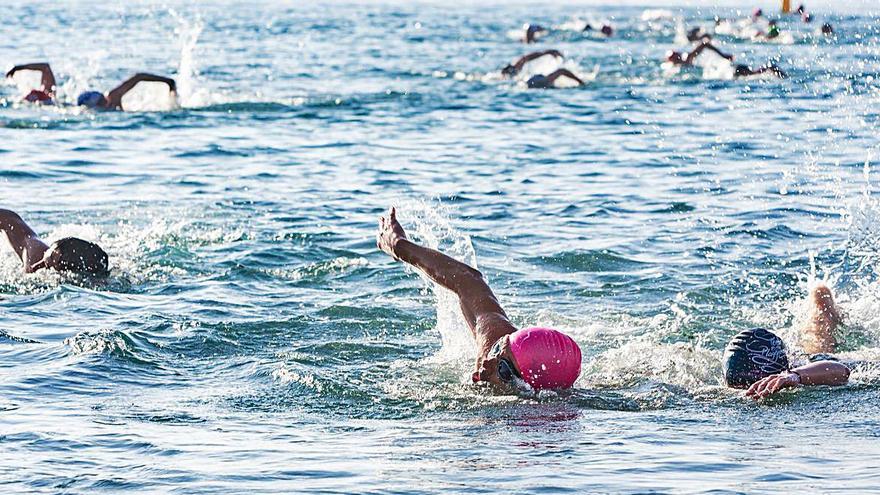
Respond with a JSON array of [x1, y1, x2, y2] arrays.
[[514, 50, 563, 70], [745, 361, 850, 401], [105, 73, 177, 110], [0, 209, 50, 273], [686, 41, 733, 64], [377, 207, 517, 351], [503, 50, 563, 76], [545, 69, 586, 86], [5, 63, 56, 94]]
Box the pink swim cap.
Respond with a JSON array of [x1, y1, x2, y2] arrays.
[[509, 327, 582, 390]]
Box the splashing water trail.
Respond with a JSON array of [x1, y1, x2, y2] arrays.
[[398, 199, 478, 364]]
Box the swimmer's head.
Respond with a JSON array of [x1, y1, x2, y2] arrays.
[[722, 328, 790, 389], [600, 25, 613, 37], [752, 8, 763, 19], [31, 237, 110, 276], [525, 24, 544, 43], [509, 327, 582, 390], [666, 51, 683, 64], [77, 91, 106, 109], [24, 89, 52, 104], [821, 23, 833, 35], [472, 327, 581, 391]]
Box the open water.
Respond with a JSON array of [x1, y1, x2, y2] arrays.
[[2, 1, 880, 493]]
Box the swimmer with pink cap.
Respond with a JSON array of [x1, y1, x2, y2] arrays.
[[377, 207, 582, 391]]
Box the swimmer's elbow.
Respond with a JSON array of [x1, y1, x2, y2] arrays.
[[461, 265, 485, 283], [0, 209, 22, 228]]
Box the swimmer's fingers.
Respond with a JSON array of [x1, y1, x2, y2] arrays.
[[752, 375, 788, 400], [745, 377, 769, 399], [745, 379, 762, 397], [746, 375, 777, 400]]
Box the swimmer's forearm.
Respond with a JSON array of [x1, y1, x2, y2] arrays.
[[0, 209, 42, 261], [7, 63, 50, 75], [394, 239, 483, 290], [792, 361, 850, 387]]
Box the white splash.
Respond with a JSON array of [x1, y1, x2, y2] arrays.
[[395, 200, 479, 364]]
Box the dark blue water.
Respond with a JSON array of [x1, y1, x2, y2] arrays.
[[2, 1, 880, 492]]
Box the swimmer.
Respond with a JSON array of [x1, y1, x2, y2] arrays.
[[686, 27, 712, 43], [526, 69, 586, 89], [723, 284, 850, 400], [501, 50, 564, 77], [820, 23, 834, 36], [6, 62, 176, 110], [377, 207, 582, 391], [752, 8, 764, 23], [0, 209, 108, 275], [665, 41, 786, 78], [764, 20, 780, 40], [796, 4, 813, 23], [5, 63, 57, 104], [76, 72, 176, 110], [583, 24, 614, 37], [523, 24, 547, 44], [665, 40, 735, 67], [732, 63, 787, 78]]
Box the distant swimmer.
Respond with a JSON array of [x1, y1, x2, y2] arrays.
[[501, 49, 564, 77], [583, 24, 614, 37], [820, 23, 834, 36], [723, 284, 850, 400], [796, 4, 813, 23], [6, 62, 176, 110], [0, 209, 108, 275], [377, 207, 582, 391], [526, 69, 586, 89], [764, 20, 781, 40], [523, 24, 547, 44], [665, 40, 787, 78], [76, 71, 176, 110], [686, 27, 712, 43], [752, 8, 764, 23], [665, 40, 735, 67]]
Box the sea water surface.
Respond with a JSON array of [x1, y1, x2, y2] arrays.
[[2, 1, 880, 493]]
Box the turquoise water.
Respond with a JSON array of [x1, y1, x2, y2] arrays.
[[3, 1, 880, 492]]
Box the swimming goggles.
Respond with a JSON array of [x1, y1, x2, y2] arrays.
[[490, 337, 522, 383]]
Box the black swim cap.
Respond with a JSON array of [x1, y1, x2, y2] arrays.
[[722, 328, 790, 388]]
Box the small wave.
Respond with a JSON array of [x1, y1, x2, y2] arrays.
[[0, 330, 42, 344], [265, 256, 369, 282], [531, 249, 649, 273]]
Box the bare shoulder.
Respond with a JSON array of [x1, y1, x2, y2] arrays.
[[476, 313, 517, 351]]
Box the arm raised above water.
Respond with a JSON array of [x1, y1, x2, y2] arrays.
[[0, 209, 50, 273], [105, 73, 177, 110], [6, 62, 57, 94], [376, 207, 516, 349]]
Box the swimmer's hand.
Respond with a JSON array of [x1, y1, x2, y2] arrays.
[[377, 207, 408, 261], [745, 372, 801, 401]]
